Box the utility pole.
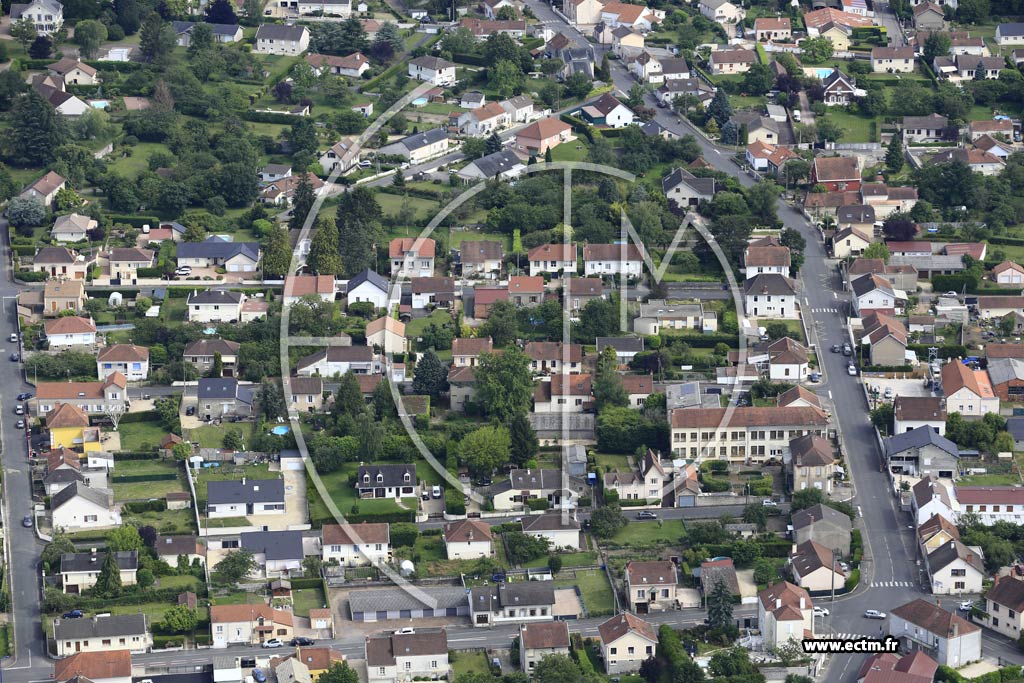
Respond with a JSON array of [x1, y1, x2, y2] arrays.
[[831, 547, 838, 603]]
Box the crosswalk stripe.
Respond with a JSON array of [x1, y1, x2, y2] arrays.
[[869, 581, 913, 587]]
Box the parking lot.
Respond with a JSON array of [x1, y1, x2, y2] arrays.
[[863, 375, 935, 405]]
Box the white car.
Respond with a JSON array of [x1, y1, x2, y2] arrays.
[[813, 606, 829, 617], [8, 333, 17, 343], [394, 627, 416, 635], [883, 387, 894, 399], [847, 364, 858, 376], [762, 499, 778, 507], [358, 160, 372, 168], [959, 601, 974, 611], [175, 266, 192, 277], [864, 610, 886, 619], [261, 638, 284, 648], [431, 485, 442, 499]]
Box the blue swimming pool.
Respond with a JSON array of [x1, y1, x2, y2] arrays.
[[811, 68, 835, 79], [89, 100, 110, 109], [411, 97, 428, 106], [271, 425, 290, 436], [203, 327, 217, 335]]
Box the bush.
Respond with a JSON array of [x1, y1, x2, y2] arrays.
[[391, 522, 419, 548], [444, 488, 465, 516], [700, 476, 730, 492], [15, 270, 47, 282], [844, 568, 860, 591], [526, 498, 550, 511]]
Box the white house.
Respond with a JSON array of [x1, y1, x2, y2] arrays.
[[96, 345, 149, 382], [365, 630, 449, 683], [598, 613, 658, 675], [579, 92, 635, 128], [283, 274, 336, 306], [254, 24, 310, 55], [210, 605, 293, 648], [583, 244, 643, 278], [51, 213, 95, 242], [528, 243, 577, 276], [296, 346, 379, 377], [924, 539, 985, 595], [955, 486, 1024, 525], [240, 530, 305, 576], [995, 22, 1024, 45], [51, 482, 120, 532], [443, 519, 493, 560], [757, 582, 813, 650], [743, 274, 797, 318], [894, 397, 947, 436], [942, 362, 999, 417], [346, 269, 390, 310], [852, 273, 905, 316], [322, 523, 391, 566], [888, 599, 981, 667], [520, 623, 571, 674], [625, 560, 678, 612], [979, 575, 1024, 640], [389, 237, 435, 278], [44, 316, 96, 347], [408, 56, 457, 86], [186, 290, 244, 323], [789, 541, 845, 592], [993, 260, 1024, 285], [366, 316, 407, 354], [10, 0, 63, 34], [53, 614, 150, 657], [521, 512, 581, 550], [469, 581, 557, 627], [206, 478, 286, 518], [911, 476, 956, 526]]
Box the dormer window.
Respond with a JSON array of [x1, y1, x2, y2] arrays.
[[377, 474, 383, 482], [363, 474, 370, 483], [403, 473, 411, 482]]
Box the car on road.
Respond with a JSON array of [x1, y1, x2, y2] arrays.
[[16, 392, 32, 401], [15, 405, 23, 415], [261, 639, 284, 648], [9, 353, 18, 362], [959, 601, 974, 611], [831, 344, 840, 353], [431, 485, 442, 499], [864, 610, 886, 619], [394, 627, 416, 635], [252, 669, 266, 683], [762, 499, 778, 507], [62, 609, 84, 619], [636, 511, 658, 520], [842, 343, 852, 356], [290, 637, 315, 646], [8, 333, 17, 343], [23, 515, 34, 528], [847, 364, 857, 376], [813, 606, 829, 617], [883, 387, 894, 399], [16, 419, 25, 429]]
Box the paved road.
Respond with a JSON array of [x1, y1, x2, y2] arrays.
[[872, 0, 907, 46]]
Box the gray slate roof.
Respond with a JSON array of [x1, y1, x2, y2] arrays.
[[791, 503, 851, 531], [987, 357, 1024, 385], [54, 613, 147, 640], [395, 128, 447, 152], [241, 530, 304, 561], [187, 289, 243, 305], [662, 167, 715, 196], [348, 585, 468, 614], [61, 551, 138, 574], [596, 336, 645, 354], [256, 24, 307, 41], [463, 150, 523, 178], [51, 481, 110, 511], [177, 238, 260, 262], [744, 273, 796, 296], [347, 268, 389, 294], [470, 581, 556, 610], [207, 478, 285, 505], [197, 378, 253, 405], [884, 425, 959, 458]]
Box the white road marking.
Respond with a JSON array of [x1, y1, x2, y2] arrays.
[[714, 149, 721, 154], [833, 291, 837, 299], [450, 637, 488, 642], [828, 391, 832, 400]]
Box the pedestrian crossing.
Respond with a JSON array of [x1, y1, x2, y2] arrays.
[[809, 307, 840, 314], [869, 581, 915, 588], [829, 633, 874, 641]]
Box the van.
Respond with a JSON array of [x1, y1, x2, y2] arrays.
[[792, 109, 802, 122]]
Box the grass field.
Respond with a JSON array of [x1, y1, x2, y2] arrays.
[[117, 421, 172, 452], [525, 551, 598, 568], [292, 586, 328, 617], [125, 507, 195, 534], [595, 453, 630, 471], [755, 318, 806, 343], [452, 651, 491, 678], [187, 422, 258, 450], [157, 574, 204, 591], [405, 309, 453, 346], [107, 143, 169, 179], [308, 466, 413, 521], [109, 601, 210, 625], [825, 111, 878, 144], [376, 192, 440, 219], [609, 519, 686, 547], [550, 142, 589, 163], [555, 569, 615, 616], [112, 458, 186, 500]]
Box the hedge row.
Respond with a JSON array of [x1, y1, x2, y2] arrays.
[[121, 499, 169, 513], [243, 110, 301, 125], [108, 214, 161, 228], [288, 577, 323, 590], [112, 473, 178, 483], [660, 332, 739, 348], [560, 113, 594, 144], [989, 236, 1024, 247], [907, 343, 968, 359], [450, 52, 488, 67], [16, 270, 47, 282], [112, 450, 161, 459], [119, 410, 162, 424]]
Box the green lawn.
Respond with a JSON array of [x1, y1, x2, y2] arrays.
[[292, 586, 327, 617], [308, 466, 412, 522], [112, 458, 186, 501], [376, 191, 440, 218], [187, 422, 258, 450], [157, 574, 204, 591], [609, 520, 686, 548], [107, 142, 170, 179], [211, 591, 266, 606], [109, 601, 210, 625], [452, 651, 491, 678], [958, 473, 1020, 486], [755, 318, 806, 343], [550, 142, 589, 162], [124, 507, 196, 534], [406, 309, 454, 347], [555, 569, 615, 617], [525, 551, 598, 568], [825, 111, 878, 144], [595, 453, 629, 471], [117, 421, 173, 452], [193, 462, 271, 505]]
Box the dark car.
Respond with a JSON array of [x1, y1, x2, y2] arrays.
[[62, 610, 84, 619], [16, 392, 32, 401], [185, 406, 196, 416], [9, 353, 18, 362], [475, 478, 493, 487], [253, 670, 266, 683], [290, 637, 315, 646], [637, 511, 658, 520], [831, 344, 840, 353]]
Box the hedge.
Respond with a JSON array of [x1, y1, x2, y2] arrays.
[[346, 510, 415, 524], [618, 498, 653, 507], [450, 52, 488, 67], [660, 332, 739, 348], [559, 113, 594, 144], [153, 635, 184, 649], [119, 410, 164, 424], [526, 499, 550, 511], [108, 214, 161, 228], [844, 568, 860, 591], [112, 473, 178, 483], [989, 236, 1024, 247], [243, 110, 300, 125], [138, 267, 165, 278], [113, 450, 162, 459], [288, 577, 322, 589], [16, 270, 47, 282], [121, 499, 169, 513], [907, 343, 967, 359], [13, 245, 38, 256]]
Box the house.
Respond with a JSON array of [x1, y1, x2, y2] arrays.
[[670, 406, 828, 463], [408, 56, 456, 86], [872, 46, 915, 72], [911, 476, 956, 526], [305, 51, 369, 78], [107, 248, 155, 283], [388, 237, 436, 279], [51, 482, 119, 532], [754, 17, 791, 41], [777, 385, 824, 412], [456, 150, 526, 183], [815, 22, 855, 51], [988, 357, 1024, 403], [207, 478, 285, 518], [929, 147, 1005, 175], [296, 346, 378, 377], [501, 94, 535, 123], [447, 365, 477, 413], [322, 522, 391, 566], [521, 513, 581, 550], [894, 397, 947, 435], [996, 22, 1024, 45], [924, 538, 984, 594], [821, 69, 858, 106], [889, 599, 980, 667], [254, 25, 310, 55], [884, 426, 959, 479], [288, 376, 324, 412], [528, 243, 577, 276], [698, 558, 740, 598], [708, 48, 757, 74], [661, 167, 715, 210], [177, 238, 260, 273], [356, 464, 418, 499], [459, 16, 526, 39], [20, 171, 66, 208], [993, 260, 1024, 285], [43, 447, 87, 495], [977, 295, 1024, 319], [743, 242, 791, 279], [598, 613, 658, 674], [515, 117, 572, 156], [757, 582, 813, 649], [595, 336, 643, 363], [473, 286, 510, 318], [171, 21, 242, 46], [196, 378, 253, 419], [43, 279, 86, 317], [580, 93, 635, 128], [10, 0, 62, 34], [968, 118, 1013, 141], [730, 111, 780, 145], [365, 316, 407, 355], [789, 434, 836, 494], [901, 114, 949, 143], [53, 650, 132, 683], [508, 276, 546, 307], [482, 0, 514, 19], [452, 337, 493, 367], [459, 240, 503, 277], [765, 337, 810, 381], [46, 403, 100, 453], [53, 614, 150, 657], [239, 530, 304, 576], [743, 273, 797, 318], [47, 58, 97, 88], [633, 300, 716, 335], [567, 277, 605, 313], [45, 316, 96, 347], [33, 373, 127, 418], [942, 362, 999, 416], [60, 550, 138, 594], [444, 519, 493, 560], [913, 1, 945, 29], [978, 575, 1024, 639], [365, 630, 449, 683], [599, 1, 659, 30], [520, 622, 570, 673], [491, 469, 571, 511], [459, 101, 511, 136], [210, 605, 293, 648], [154, 535, 205, 566], [379, 129, 449, 164], [346, 269, 390, 310], [849, 257, 919, 291], [259, 172, 325, 206], [34, 246, 89, 280], [919, 513, 960, 553], [183, 338, 240, 377], [625, 560, 677, 612], [858, 652, 938, 683], [656, 77, 714, 108], [698, 0, 744, 25], [792, 504, 852, 556], [470, 582, 557, 626], [525, 341, 582, 374], [853, 274, 905, 316], [317, 138, 360, 174], [744, 140, 799, 174], [583, 244, 643, 278], [956, 486, 1024, 524], [96, 345, 149, 382], [411, 277, 455, 310], [533, 374, 592, 413], [789, 540, 845, 592], [811, 156, 861, 191], [51, 214, 95, 243], [283, 275, 335, 306], [564, 0, 603, 24]]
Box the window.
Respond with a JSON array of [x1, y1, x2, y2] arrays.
[[610, 648, 617, 655], [628, 647, 635, 655], [405, 663, 411, 671]]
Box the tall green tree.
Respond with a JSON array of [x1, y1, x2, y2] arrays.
[[307, 215, 343, 275], [9, 90, 65, 166], [93, 551, 123, 597], [289, 172, 316, 231], [474, 349, 533, 421], [74, 20, 107, 59], [590, 502, 626, 537], [260, 380, 285, 420], [412, 349, 448, 399], [885, 132, 904, 172], [319, 662, 359, 683], [593, 345, 628, 410], [332, 371, 365, 417], [140, 12, 175, 62], [213, 549, 257, 583], [10, 18, 36, 49], [162, 605, 199, 634], [706, 579, 733, 630], [107, 524, 143, 552], [262, 227, 292, 278], [205, 0, 238, 23], [509, 413, 538, 466], [457, 425, 511, 476], [336, 186, 382, 276], [480, 299, 519, 347], [707, 88, 733, 127]]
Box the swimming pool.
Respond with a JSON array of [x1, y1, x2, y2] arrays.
[[810, 68, 835, 79], [271, 425, 290, 436], [203, 327, 218, 335], [411, 97, 428, 106], [88, 100, 110, 109]]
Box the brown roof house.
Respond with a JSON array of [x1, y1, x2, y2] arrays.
[[598, 613, 657, 674], [888, 599, 980, 667], [789, 433, 836, 495], [789, 540, 845, 592], [519, 622, 570, 673], [322, 522, 391, 567], [625, 560, 677, 612], [443, 519, 493, 560], [757, 581, 813, 649]]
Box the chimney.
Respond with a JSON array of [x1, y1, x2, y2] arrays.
[[799, 597, 805, 609], [776, 598, 782, 609], [952, 622, 958, 638]]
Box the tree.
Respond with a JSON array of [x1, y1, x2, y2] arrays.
[[213, 548, 257, 583], [882, 213, 917, 241], [10, 18, 37, 50], [337, 186, 382, 277], [957, 0, 989, 23], [457, 425, 511, 476], [590, 503, 627, 538], [719, 120, 740, 146], [140, 12, 175, 62], [503, 530, 549, 565], [490, 59, 523, 98], [862, 242, 891, 261], [509, 413, 538, 466], [412, 349, 448, 399], [107, 524, 143, 551], [74, 20, 107, 59], [745, 180, 780, 227], [885, 132, 904, 173], [319, 662, 359, 683], [263, 227, 292, 278], [742, 503, 768, 530], [392, 167, 405, 187], [706, 579, 733, 630], [6, 196, 46, 229], [307, 216, 343, 275], [485, 133, 502, 155], [480, 299, 519, 347], [41, 534, 76, 572], [742, 64, 774, 96], [289, 172, 316, 231], [594, 345, 628, 410], [533, 655, 583, 683], [93, 551, 123, 597], [223, 428, 244, 450], [332, 371, 364, 417], [162, 605, 199, 634], [206, 0, 238, 23], [474, 349, 533, 421], [816, 119, 845, 143], [923, 31, 952, 65], [260, 380, 285, 420], [187, 22, 214, 55], [372, 22, 403, 57], [547, 554, 562, 575], [801, 37, 834, 63], [707, 88, 733, 127], [10, 90, 65, 166]]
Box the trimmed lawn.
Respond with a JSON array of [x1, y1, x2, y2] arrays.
[[755, 318, 806, 343], [211, 591, 266, 605], [825, 111, 877, 143], [157, 574, 204, 591], [118, 421, 173, 452], [550, 142, 589, 162], [555, 569, 614, 617], [376, 192, 439, 218], [452, 651, 491, 678], [292, 587, 327, 617], [112, 459, 186, 501], [525, 551, 598, 568], [609, 520, 685, 547], [958, 473, 1019, 486], [193, 462, 271, 505], [124, 507, 195, 534], [406, 309, 454, 347], [107, 142, 170, 179], [308, 465, 412, 522], [109, 601, 210, 625], [187, 422, 258, 450], [595, 453, 629, 471]]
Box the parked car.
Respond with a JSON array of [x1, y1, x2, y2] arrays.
[[9, 353, 18, 362], [252, 669, 266, 683], [864, 610, 886, 619], [15, 420, 25, 429], [636, 511, 658, 520], [809, 372, 821, 382], [959, 601, 974, 611], [261, 639, 284, 648], [431, 485, 442, 499], [421, 490, 429, 501], [847, 364, 858, 376], [475, 478, 493, 487], [762, 499, 778, 507], [842, 343, 852, 356], [394, 628, 415, 635], [831, 344, 840, 353], [185, 406, 196, 416], [813, 606, 829, 617], [175, 266, 192, 277], [15, 405, 23, 415], [8, 333, 17, 343], [62, 609, 84, 619], [290, 637, 315, 646], [16, 392, 32, 401], [23, 515, 34, 528], [883, 387, 894, 399]]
